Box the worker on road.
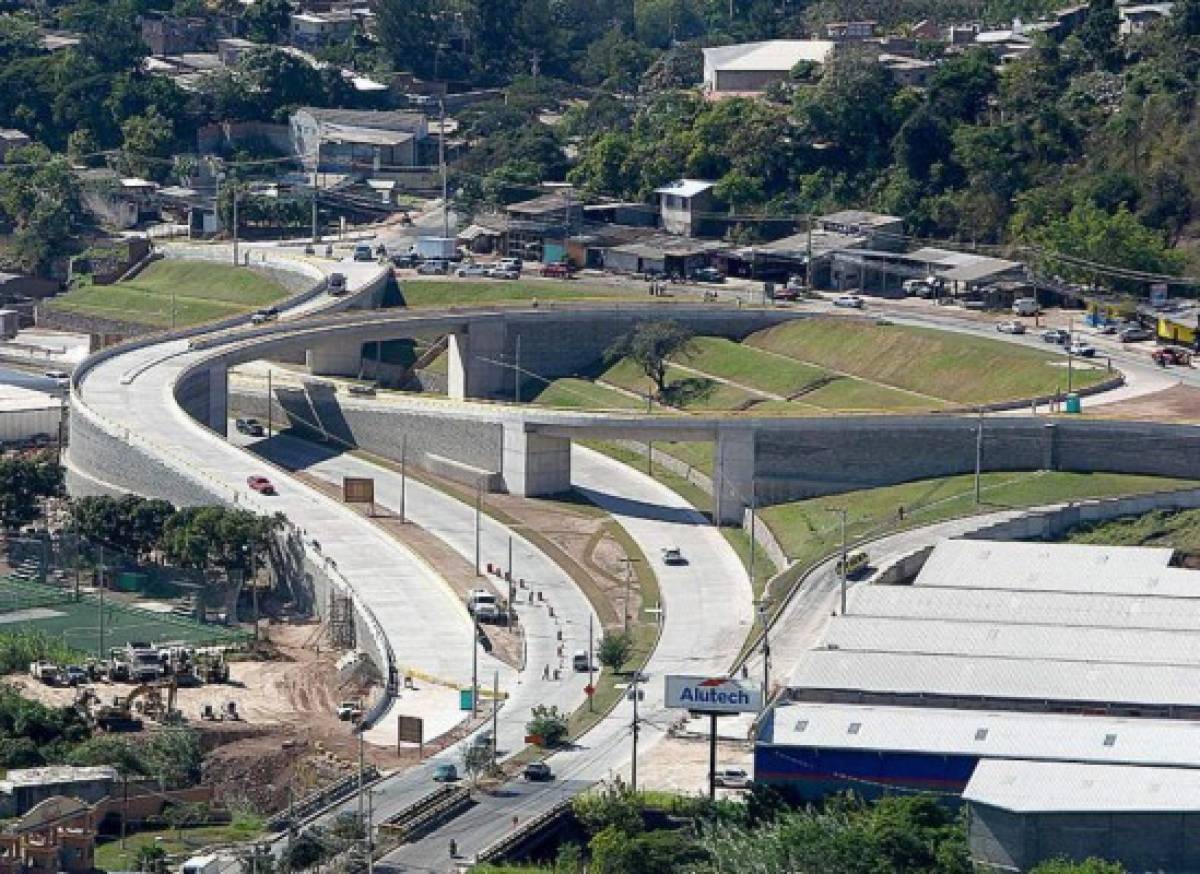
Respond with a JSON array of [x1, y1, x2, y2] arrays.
[[449, 838, 457, 858]]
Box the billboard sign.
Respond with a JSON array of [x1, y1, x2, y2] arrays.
[[1151, 283, 1169, 307], [343, 476, 375, 504], [396, 715, 423, 745], [665, 675, 762, 714]]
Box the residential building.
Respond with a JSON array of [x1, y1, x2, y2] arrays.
[[654, 179, 717, 237], [505, 192, 583, 229], [879, 53, 936, 87], [288, 10, 356, 48], [37, 31, 80, 53], [824, 20, 877, 40], [290, 107, 427, 173], [816, 210, 904, 251], [217, 37, 260, 66], [1119, 2, 1174, 36], [140, 13, 209, 55], [702, 40, 837, 94], [719, 229, 867, 284], [0, 130, 30, 161]]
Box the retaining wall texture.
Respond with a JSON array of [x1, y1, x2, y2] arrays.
[[963, 487, 1200, 542]]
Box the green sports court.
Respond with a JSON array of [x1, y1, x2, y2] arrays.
[[0, 576, 245, 655]]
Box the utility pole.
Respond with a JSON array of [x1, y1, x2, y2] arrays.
[[366, 786, 374, 874], [399, 434, 407, 524], [491, 670, 499, 766], [805, 214, 813, 290], [1067, 316, 1075, 393], [98, 545, 105, 660], [827, 508, 848, 614], [620, 557, 634, 631], [249, 549, 259, 642], [587, 613, 595, 712], [231, 173, 240, 266], [630, 670, 641, 792], [471, 620, 479, 717], [356, 723, 365, 822], [439, 99, 449, 240], [757, 602, 771, 707], [506, 535, 514, 628], [974, 408, 985, 506], [748, 481, 757, 590], [474, 478, 482, 576], [514, 334, 522, 403], [311, 170, 319, 244], [170, 288, 177, 331], [266, 369, 273, 438]]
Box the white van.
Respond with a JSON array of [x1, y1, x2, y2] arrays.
[[1012, 297, 1040, 316]]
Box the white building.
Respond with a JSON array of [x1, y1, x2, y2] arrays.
[[702, 40, 837, 94], [653, 179, 716, 237]]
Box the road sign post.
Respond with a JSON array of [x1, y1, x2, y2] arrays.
[[664, 675, 762, 800], [343, 477, 376, 517]]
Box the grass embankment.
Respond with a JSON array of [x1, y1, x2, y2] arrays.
[[398, 279, 644, 308], [748, 317, 1112, 404], [48, 261, 287, 327], [1065, 507, 1200, 550], [759, 471, 1197, 603], [532, 378, 646, 411], [94, 819, 264, 872]]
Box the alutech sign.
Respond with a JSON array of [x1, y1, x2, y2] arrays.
[[665, 675, 763, 714]]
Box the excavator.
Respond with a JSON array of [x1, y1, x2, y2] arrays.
[[80, 678, 182, 730]]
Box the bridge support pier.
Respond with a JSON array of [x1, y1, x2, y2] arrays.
[[307, 342, 363, 377], [714, 427, 755, 526], [502, 423, 571, 497], [207, 365, 228, 437], [448, 322, 508, 400]]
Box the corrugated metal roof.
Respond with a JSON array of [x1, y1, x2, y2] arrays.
[[913, 539, 1182, 596], [764, 702, 1200, 768], [964, 759, 1200, 813], [820, 614, 1200, 667], [789, 648, 1200, 710], [653, 179, 715, 198], [847, 584, 1200, 631], [704, 40, 836, 72]]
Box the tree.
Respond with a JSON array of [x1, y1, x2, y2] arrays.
[[281, 832, 325, 871], [1031, 861, 1126, 874], [461, 740, 493, 786], [714, 169, 763, 214], [242, 0, 292, 43], [121, 109, 176, 182], [526, 705, 568, 747], [165, 801, 206, 838], [375, 0, 439, 78], [135, 844, 167, 874], [604, 321, 696, 400], [1080, 0, 1120, 69], [0, 453, 63, 530], [574, 778, 642, 836], [598, 631, 633, 674], [0, 146, 84, 274]]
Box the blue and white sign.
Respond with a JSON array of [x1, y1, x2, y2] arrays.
[[665, 675, 762, 714]]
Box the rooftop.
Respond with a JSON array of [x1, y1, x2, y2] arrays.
[[654, 179, 716, 199], [298, 107, 426, 132], [0, 767, 116, 790], [964, 758, 1200, 813], [819, 209, 902, 229], [506, 193, 578, 216], [913, 539, 1180, 595], [703, 40, 837, 73], [764, 702, 1200, 769]]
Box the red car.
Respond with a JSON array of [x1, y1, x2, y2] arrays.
[[247, 475, 276, 495], [540, 262, 574, 279]]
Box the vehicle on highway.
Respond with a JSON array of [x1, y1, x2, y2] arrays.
[[235, 418, 264, 437], [391, 252, 419, 269], [246, 475, 276, 495], [1152, 346, 1193, 366], [523, 761, 553, 782], [498, 257, 523, 274], [996, 320, 1026, 335], [328, 272, 347, 295], [250, 307, 278, 325], [1012, 297, 1041, 316], [432, 763, 458, 782], [572, 650, 592, 672], [1040, 328, 1070, 345], [540, 262, 574, 279], [772, 283, 802, 301], [456, 263, 490, 278], [833, 294, 864, 309], [353, 244, 374, 262], [690, 267, 725, 283], [713, 767, 751, 789], [903, 278, 941, 298], [346, 384, 376, 397], [417, 260, 449, 275], [1095, 323, 1117, 335], [1120, 326, 1154, 343], [661, 547, 687, 565], [43, 370, 70, 387], [1068, 341, 1096, 358], [487, 266, 520, 280]]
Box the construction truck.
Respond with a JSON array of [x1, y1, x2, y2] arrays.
[[107, 650, 130, 682], [195, 650, 230, 684], [28, 662, 59, 685], [126, 643, 162, 683]]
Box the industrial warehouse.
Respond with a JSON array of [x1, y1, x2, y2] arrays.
[[757, 538, 1200, 872]]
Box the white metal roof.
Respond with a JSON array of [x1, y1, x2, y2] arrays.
[[820, 614, 1200, 667], [653, 179, 716, 198], [703, 40, 836, 73], [765, 702, 1200, 769], [913, 539, 1183, 596], [789, 648, 1200, 711], [847, 584, 1200, 631], [0, 766, 116, 789], [964, 759, 1200, 813]]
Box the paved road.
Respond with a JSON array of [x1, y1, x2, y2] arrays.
[[376, 445, 753, 871]]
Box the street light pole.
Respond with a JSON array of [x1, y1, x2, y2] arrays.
[[827, 508, 848, 614], [471, 619, 479, 717], [620, 557, 634, 632], [757, 602, 770, 707], [474, 478, 482, 576], [587, 613, 595, 712], [399, 434, 407, 524], [974, 408, 984, 505], [266, 369, 273, 438], [630, 671, 641, 792], [439, 99, 449, 240], [231, 173, 240, 266]]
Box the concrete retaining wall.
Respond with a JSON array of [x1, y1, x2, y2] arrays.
[[962, 487, 1200, 542]]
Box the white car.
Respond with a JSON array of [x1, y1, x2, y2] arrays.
[[661, 547, 687, 565], [455, 263, 490, 278], [833, 294, 864, 309], [417, 260, 449, 275], [486, 266, 520, 280], [714, 767, 752, 789], [1069, 341, 1097, 358], [996, 320, 1026, 335]]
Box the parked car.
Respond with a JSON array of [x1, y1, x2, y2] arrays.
[[432, 763, 458, 782], [1095, 323, 1117, 335], [498, 257, 522, 274], [250, 308, 278, 325], [1069, 341, 1097, 358], [353, 243, 374, 262], [903, 278, 941, 298], [1120, 326, 1154, 343], [63, 665, 87, 686], [540, 262, 574, 279], [713, 767, 751, 789], [235, 418, 264, 437], [523, 761, 553, 782], [246, 475, 276, 495], [661, 547, 687, 566], [487, 266, 520, 280], [572, 650, 592, 672], [455, 263, 490, 278], [417, 260, 449, 275], [1153, 346, 1193, 366], [1041, 328, 1070, 345], [346, 384, 376, 397], [690, 267, 725, 283], [390, 253, 419, 269], [43, 370, 70, 387], [328, 272, 347, 295], [1012, 297, 1041, 316], [833, 294, 864, 309], [996, 320, 1026, 335]]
